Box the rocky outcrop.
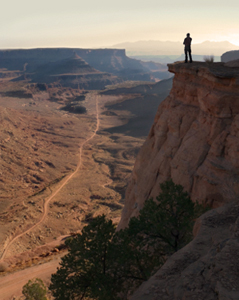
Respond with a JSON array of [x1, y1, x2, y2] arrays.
[[221, 50, 239, 62], [118, 62, 239, 229], [225, 59, 239, 68], [130, 201, 239, 300]]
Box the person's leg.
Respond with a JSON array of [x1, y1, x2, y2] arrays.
[[184, 48, 188, 63], [189, 49, 192, 62]]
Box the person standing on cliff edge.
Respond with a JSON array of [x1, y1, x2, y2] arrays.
[[183, 33, 192, 63]]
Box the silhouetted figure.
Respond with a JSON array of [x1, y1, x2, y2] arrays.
[[183, 33, 192, 63]]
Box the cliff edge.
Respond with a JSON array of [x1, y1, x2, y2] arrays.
[[118, 61, 239, 229], [118, 62, 239, 299]]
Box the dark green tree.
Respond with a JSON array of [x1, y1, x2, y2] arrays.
[[50, 215, 118, 300], [110, 226, 164, 298], [127, 179, 206, 253], [50, 180, 207, 300], [22, 278, 48, 300]]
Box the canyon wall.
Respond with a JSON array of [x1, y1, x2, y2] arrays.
[[0, 48, 168, 81], [0, 48, 171, 84], [118, 61, 239, 229], [118, 61, 239, 300], [0, 48, 126, 72]]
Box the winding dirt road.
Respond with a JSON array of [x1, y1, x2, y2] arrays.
[[0, 95, 100, 299], [0, 95, 99, 270]]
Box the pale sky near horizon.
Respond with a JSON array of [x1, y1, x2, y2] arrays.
[[1, 0, 239, 49]]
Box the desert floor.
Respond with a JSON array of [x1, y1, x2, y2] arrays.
[[0, 80, 147, 299]]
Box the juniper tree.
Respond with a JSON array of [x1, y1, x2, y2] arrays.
[[50, 180, 207, 300]]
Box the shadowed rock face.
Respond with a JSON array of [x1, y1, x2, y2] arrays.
[[118, 62, 239, 230], [221, 50, 239, 63], [130, 202, 239, 300]]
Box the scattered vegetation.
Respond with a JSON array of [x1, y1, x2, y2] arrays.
[[60, 103, 86, 114], [22, 278, 48, 300], [72, 95, 86, 101], [203, 55, 214, 63], [50, 180, 208, 299]]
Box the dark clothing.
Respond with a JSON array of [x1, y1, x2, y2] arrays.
[[183, 37, 192, 63], [183, 37, 192, 47], [184, 46, 192, 63]]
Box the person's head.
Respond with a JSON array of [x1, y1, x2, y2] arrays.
[[187, 33, 190, 37]]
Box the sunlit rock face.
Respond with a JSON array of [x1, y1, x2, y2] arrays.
[[118, 61, 239, 230]]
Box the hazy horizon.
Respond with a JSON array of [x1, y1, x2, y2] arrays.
[[0, 40, 238, 49], [1, 40, 238, 59], [1, 0, 239, 49]]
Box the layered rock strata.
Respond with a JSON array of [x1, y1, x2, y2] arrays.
[[0, 48, 168, 82], [118, 62, 239, 229]]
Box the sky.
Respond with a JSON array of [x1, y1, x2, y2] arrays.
[[1, 0, 239, 49]]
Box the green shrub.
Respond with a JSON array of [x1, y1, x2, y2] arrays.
[[22, 278, 48, 300]]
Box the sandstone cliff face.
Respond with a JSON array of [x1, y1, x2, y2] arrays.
[[118, 62, 239, 229]]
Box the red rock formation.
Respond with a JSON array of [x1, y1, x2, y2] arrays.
[[118, 62, 239, 229]]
